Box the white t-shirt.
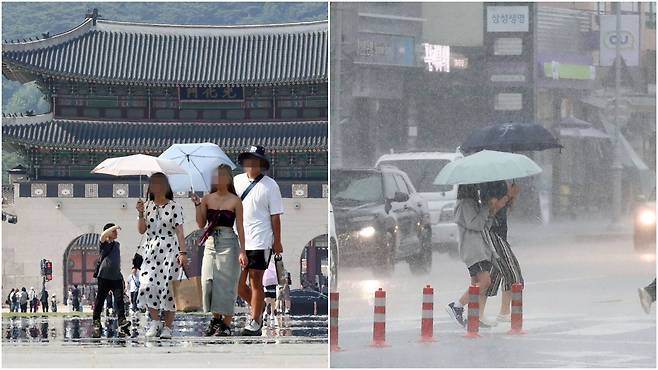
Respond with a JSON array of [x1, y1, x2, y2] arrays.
[[234, 173, 284, 250]]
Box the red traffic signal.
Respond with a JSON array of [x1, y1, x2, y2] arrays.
[[45, 261, 53, 281]]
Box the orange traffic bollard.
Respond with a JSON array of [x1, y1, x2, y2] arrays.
[[370, 288, 389, 347], [330, 292, 341, 351], [464, 285, 480, 338], [508, 283, 526, 335], [419, 285, 436, 342]]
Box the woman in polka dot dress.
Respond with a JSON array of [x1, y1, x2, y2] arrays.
[[135, 172, 188, 339]]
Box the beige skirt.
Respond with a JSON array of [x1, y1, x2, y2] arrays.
[[201, 227, 240, 314]]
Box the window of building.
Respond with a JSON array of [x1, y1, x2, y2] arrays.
[[127, 108, 146, 119], [620, 2, 639, 13], [249, 109, 270, 119], [647, 2, 656, 29], [494, 93, 523, 111], [225, 110, 245, 120], [279, 108, 299, 119], [179, 109, 198, 120]]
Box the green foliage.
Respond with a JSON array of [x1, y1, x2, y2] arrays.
[[2, 149, 26, 185], [4, 82, 49, 114]]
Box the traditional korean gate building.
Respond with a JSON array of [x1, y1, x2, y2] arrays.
[[2, 11, 328, 299]]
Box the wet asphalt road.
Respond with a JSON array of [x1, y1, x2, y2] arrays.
[[330, 220, 656, 368], [2, 312, 327, 367]]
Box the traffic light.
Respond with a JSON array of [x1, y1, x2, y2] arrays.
[[45, 260, 53, 281], [40, 259, 46, 276]]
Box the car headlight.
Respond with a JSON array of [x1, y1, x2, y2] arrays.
[[358, 226, 376, 238], [638, 209, 656, 226]]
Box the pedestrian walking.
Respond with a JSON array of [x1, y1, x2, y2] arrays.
[[277, 272, 292, 315], [92, 223, 131, 337], [136, 172, 188, 339], [191, 164, 247, 337], [40, 288, 49, 312], [446, 184, 505, 328], [263, 259, 278, 325], [480, 180, 523, 322], [127, 268, 140, 313], [235, 145, 284, 336], [19, 287, 28, 312], [6, 289, 15, 312], [11, 288, 19, 312], [50, 295, 57, 313], [28, 287, 37, 313], [71, 285, 81, 312], [639, 278, 656, 314]]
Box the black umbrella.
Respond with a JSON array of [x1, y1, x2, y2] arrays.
[[460, 122, 562, 153]]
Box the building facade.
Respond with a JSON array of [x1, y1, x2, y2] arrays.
[[2, 11, 328, 299]]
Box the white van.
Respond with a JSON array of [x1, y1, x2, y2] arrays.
[[375, 151, 462, 253]]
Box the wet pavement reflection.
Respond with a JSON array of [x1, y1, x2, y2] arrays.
[[3, 312, 327, 346]]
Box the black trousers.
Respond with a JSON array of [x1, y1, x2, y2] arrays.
[[20, 303, 27, 312], [130, 291, 138, 311], [41, 302, 49, 312], [93, 278, 126, 322]]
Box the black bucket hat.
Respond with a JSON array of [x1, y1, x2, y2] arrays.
[[238, 145, 270, 170]]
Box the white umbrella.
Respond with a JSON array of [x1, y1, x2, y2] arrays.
[[159, 143, 236, 193], [434, 150, 542, 185], [91, 154, 188, 197]]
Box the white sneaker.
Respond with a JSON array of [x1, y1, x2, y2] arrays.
[[145, 320, 162, 338], [639, 288, 653, 314], [160, 326, 173, 339], [496, 313, 511, 323]]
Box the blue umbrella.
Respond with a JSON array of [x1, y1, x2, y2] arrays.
[[159, 143, 236, 192]]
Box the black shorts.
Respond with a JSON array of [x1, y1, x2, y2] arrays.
[[468, 260, 493, 277], [264, 284, 277, 298], [246, 249, 272, 270]]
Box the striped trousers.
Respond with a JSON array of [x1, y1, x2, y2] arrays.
[[483, 229, 523, 297]]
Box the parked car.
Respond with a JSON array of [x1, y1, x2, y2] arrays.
[[634, 188, 656, 252], [329, 203, 338, 291], [331, 166, 432, 275], [376, 151, 462, 254], [289, 289, 328, 315]]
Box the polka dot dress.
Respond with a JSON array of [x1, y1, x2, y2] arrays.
[[137, 200, 184, 312]]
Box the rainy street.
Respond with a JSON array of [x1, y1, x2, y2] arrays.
[[331, 219, 656, 368], [2, 312, 327, 367]]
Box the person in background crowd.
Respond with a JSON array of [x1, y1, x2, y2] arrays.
[[277, 272, 292, 315], [235, 145, 285, 336], [6, 289, 15, 312], [19, 287, 28, 312], [40, 288, 49, 312], [262, 259, 279, 326], [50, 295, 57, 313], [11, 288, 19, 313], [71, 285, 81, 312], [28, 287, 37, 313], [127, 268, 140, 313]]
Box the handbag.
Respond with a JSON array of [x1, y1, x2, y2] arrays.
[[171, 267, 202, 312], [274, 254, 286, 285]]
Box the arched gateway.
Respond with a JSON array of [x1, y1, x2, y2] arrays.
[[63, 233, 100, 304]]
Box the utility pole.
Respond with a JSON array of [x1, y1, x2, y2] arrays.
[[611, 2, 623, 227]]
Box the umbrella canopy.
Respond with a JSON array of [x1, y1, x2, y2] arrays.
[[91, 154, 188, 198], [434, 150, 542, 185], [159, 143, 236, 193], [559, 116, 610, 140], [91, 154, 188, 177], [460, 122, 561, 153]]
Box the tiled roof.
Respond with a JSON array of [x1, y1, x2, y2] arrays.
[[3, 18, 327, 86], [3, 114, 327, 152]]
